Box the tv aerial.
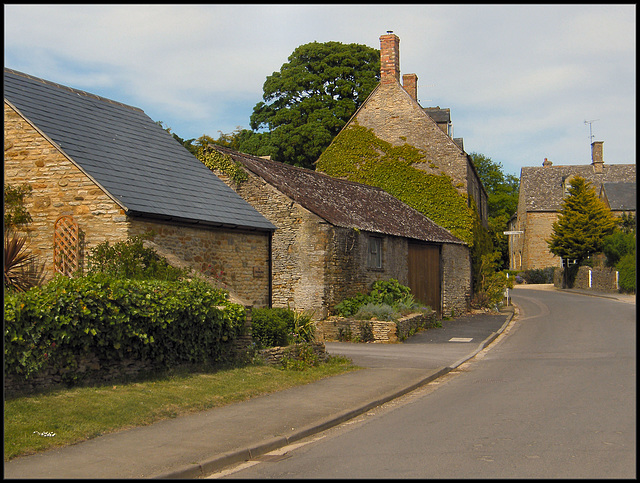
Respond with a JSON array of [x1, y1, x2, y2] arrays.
[[584, 119, 599, 143]]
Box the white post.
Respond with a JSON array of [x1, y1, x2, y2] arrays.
[[588, 268, 592, 288], [616, 271, 619, 290]]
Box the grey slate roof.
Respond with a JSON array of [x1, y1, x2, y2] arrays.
[[519, 163, 636, 212], [600, 182, 636, 211], [213, 146, 465, 245], [3, 68, 275, 232]]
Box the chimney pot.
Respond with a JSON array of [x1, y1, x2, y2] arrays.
[[402, 73, 418, 101], [591, 141, 604, 173], [380, 32, 400, 85]]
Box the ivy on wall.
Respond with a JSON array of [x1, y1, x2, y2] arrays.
[[198, 148, 248, 185], [316, 124, 474, 245]]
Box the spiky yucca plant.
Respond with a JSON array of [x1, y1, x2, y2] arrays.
[[4, 231, 45, 292]]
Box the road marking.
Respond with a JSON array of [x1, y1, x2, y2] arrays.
[[449, 337, 473, 342]]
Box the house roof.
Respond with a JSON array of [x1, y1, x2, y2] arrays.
[[213, 145, 465, 245], [3, 68, 275, 232], [519, 163, 636, 212], [600, 182, 636, 211]]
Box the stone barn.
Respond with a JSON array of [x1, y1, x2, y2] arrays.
[[207, 145, 471, 319], [4, 68, 276, 307]]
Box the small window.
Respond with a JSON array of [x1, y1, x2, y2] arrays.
[[368, 237, 382, 269]]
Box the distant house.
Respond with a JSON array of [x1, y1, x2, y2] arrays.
[[508, 141, 636, 271], [207, 145, 471, 318], [3, 68, 276, 307], [316, 32, 488, 233]]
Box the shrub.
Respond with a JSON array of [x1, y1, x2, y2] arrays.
[[250, 307, 315, 349], [250, 308, 294, 348], [354, 303, 397, 321], [521, 267, 555, 284], [87, 235, 187, 281], [333, 279, 420, 319], [603, 231, 636, 267], [4, 273, 245, 383], [333, 293, 369, 317], [617, 252, 636, 293], [4, 231, 45, 293]]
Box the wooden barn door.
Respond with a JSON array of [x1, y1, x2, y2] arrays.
[[408, 242, 441, 316]]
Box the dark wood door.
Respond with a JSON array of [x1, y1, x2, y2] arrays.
[[408, 242, 441, 316]]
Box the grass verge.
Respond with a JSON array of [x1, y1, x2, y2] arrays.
[[4, 356, 358, 461]]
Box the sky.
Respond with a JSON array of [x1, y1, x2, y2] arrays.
[[4, 4, 636, 177]]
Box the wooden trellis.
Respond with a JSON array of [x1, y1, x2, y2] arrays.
[[53, 215, 80, 277]]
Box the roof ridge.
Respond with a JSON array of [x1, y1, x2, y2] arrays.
[[3, 67, 144, 113], [212, 145, 390, 194]]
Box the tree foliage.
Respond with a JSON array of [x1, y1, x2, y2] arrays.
[[246, 41, 380, 168], [4, 183, 33, 231], [547, 176, 617, 262], [470, 153, 519, 270]]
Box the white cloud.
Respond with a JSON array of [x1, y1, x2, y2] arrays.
[[4, 4, 636, 171]]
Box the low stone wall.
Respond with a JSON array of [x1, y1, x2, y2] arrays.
[[257, 342, 328, 366], [554, 266, 620, 292], [316, 312, 437, 343], [4, 353, 160, 398]]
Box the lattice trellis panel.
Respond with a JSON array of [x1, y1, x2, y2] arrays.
[[53, 215, 80, 277]]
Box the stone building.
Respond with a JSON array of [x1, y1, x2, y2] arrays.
[[508, 141, 636, 271], [4, 68, 275, 307], [208, 145, 471, 318], [316, 32, 488, 229]]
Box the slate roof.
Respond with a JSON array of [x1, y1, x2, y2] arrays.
[[3, 68, 275, 232], [519, 163, 636, 212], [600, 182, 636, 211], [213, 145, 465, 245]]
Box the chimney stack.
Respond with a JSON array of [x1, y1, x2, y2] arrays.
[[380, 31, 400, 85], [591, 141, 604, 173], [402, 73, 418, 101]]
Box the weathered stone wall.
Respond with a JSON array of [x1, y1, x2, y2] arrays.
[[521, 211, 561, 270], [256, 342, 328, 367], [316, 312, 437, 343], [4, 102, 271, 308], [129, 220, 271, 308], [554, 266, 620, 292], [212, 169, 332, 317], [325, 227, 410, 313], [5, 102, 128, 280], [441, 243, 472, 316], [353, 82, 486, 221]]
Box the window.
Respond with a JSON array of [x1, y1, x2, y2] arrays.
[[368, 236, 382, 269]]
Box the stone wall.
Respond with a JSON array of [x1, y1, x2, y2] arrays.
[[4, 102, 128, 280], [441, 243, 472, 316], [316, 312, 437, 344], [325, 227, 410, 313], [521, 211, 561, 270], [256, 342, 328, 367], [4, 102, 272, 308], [554, 266, 620, 292], [353, 82, 486, 222], [130, 219, 271, 308]]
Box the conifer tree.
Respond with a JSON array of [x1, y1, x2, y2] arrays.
[[547, 176, 617, 262]]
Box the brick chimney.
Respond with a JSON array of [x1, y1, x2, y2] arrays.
[[591, 141, 604, 173], [380, 31, 400, 85], [402, 73, 418, 101], [543, 157, 552, 167]]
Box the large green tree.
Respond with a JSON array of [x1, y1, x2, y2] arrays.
[[469, 153, 519, 269], [246, 41, 380, 169], [547, 176, 617, 263]]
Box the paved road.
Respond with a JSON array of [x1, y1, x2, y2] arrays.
[[214, 287, 636, 479]]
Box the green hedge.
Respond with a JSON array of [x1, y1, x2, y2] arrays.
[[4, 273, 246, 383]]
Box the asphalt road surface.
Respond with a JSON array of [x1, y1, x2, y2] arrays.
[[211, 288, 636, 479]]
